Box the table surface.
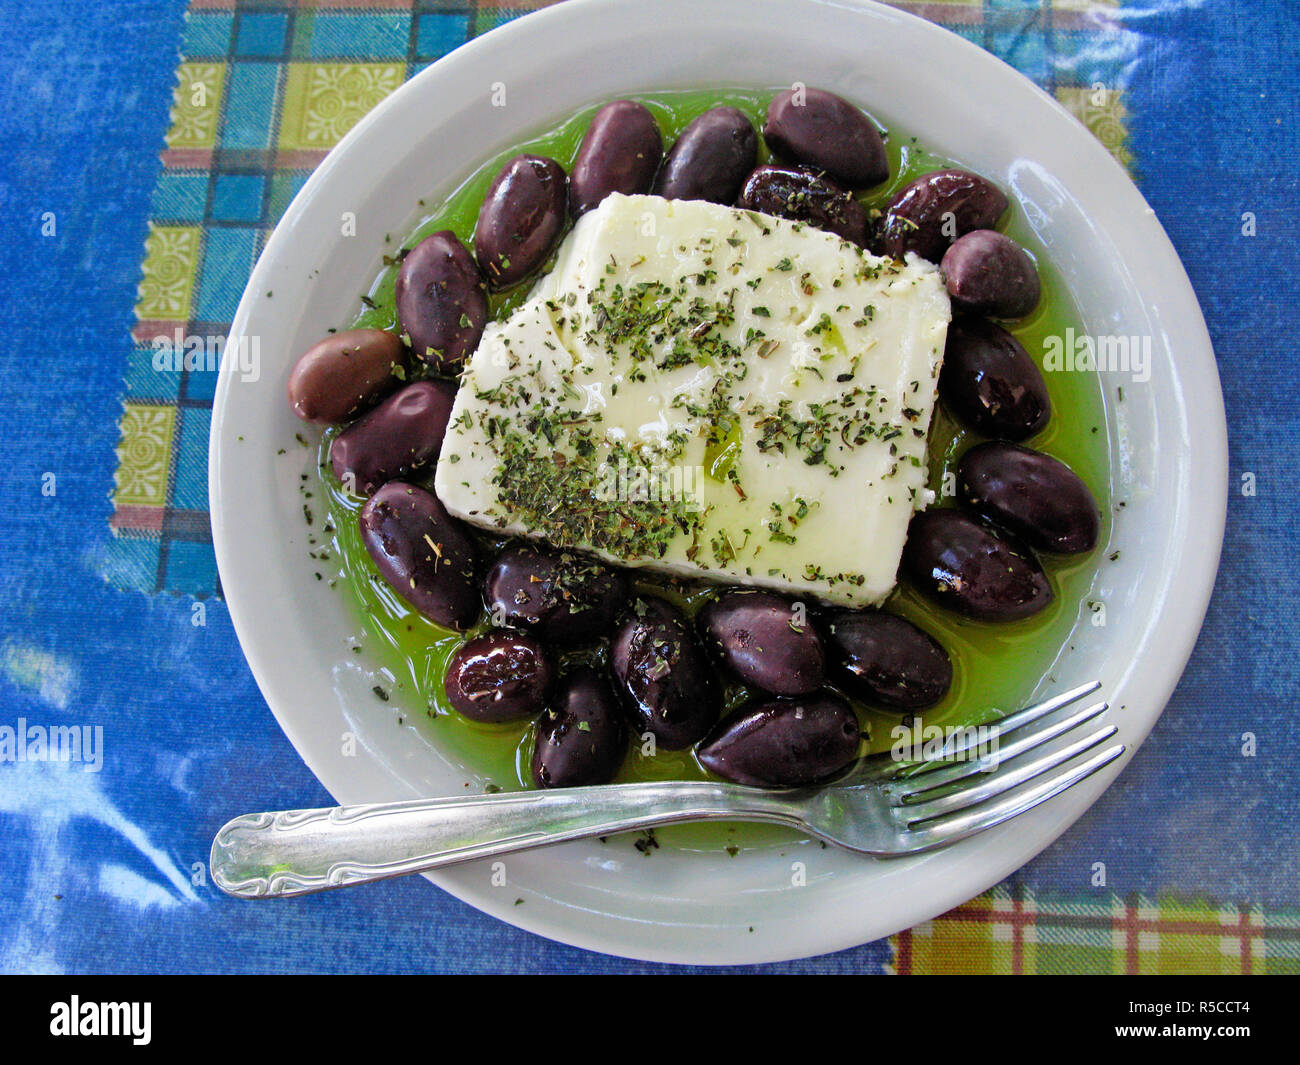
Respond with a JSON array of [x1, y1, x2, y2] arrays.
[[0, 0, 1297, 974]]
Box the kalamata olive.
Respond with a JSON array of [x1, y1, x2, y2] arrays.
[[610, 596, 718, 750], [762, 87, 888, 189], [878, 169, 1009, 263], [444, 631, 554, 723], [699, 589, 824, 696], [823, 610, 952, 711], [483, 544, 626, 646], [532, 667, 628, 788], [287, 328, 406, 424], [941, 230, 1041, 318], [653, 106, 758, 205], [330, 379, 456, 495], [394, 230, 488, 369], [957, 441, 1100, 554], [735, 164, 869, 246], [569, 100, 663, 216], [939, 317, 1051, 441], [359, 481, 479, 630], [902, 509, 1052, 622], [697, 694, 860, 787], [474, 154, 568, 290]]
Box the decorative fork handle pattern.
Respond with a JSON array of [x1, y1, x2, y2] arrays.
[[210, 781, 805, 898]]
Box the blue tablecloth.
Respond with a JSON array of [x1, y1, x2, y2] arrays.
[[0, 0, 1297, 973]]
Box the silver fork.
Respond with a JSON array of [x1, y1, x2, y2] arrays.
[[211, 681, 1121, 898]]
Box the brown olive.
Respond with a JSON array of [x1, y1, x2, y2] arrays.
[[902, 509, 1052, 622], [941, 229, 1041, 319], [822, 610, 952, 711], [957, 441, 1100, 554], [569, 100, 662, 216], [610, 596, 719, 750], [878, 169, 1009, 263], [532, 668, 628, 788], [394, 230, 488, 370], [735, 164, 869, 245], [287, 328, 406, 424], [444, 631, 554, 723], [939, 317, 1051, 441], [474, 154, 568, 290], [329, 379, 456, 496], [653, 106, 757, 205], [699, 589, 825, 696], [359, 481, 479, 630], [697, 694, 860, 787], [763, 87, 888, 188]]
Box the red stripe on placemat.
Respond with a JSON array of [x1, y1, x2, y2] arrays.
[[892, 2, 983, 25], [894, 928, 913, 975], [160, 148, 214, 170], [1238, 909, 1255, 975], [272, 148, 333, 170], [133, 321, 187, 345], [296, 0, 418, 8], [111, 505, 166, 534], [1011, 889, 1026, 975], [1117, 898, 1140, 974]]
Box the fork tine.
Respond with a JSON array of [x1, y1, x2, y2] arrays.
[[895, 741, 1126, 852], [856, 680, 1103, 780], [905, 680, 1102, 772], [898, 724, 1118, 823], [898, 700, 1109, 797]]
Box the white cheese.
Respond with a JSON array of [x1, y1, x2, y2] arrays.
[[434, 193, 950, 607]]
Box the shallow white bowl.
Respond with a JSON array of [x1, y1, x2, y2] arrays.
[[210, 0, 1226, 964]]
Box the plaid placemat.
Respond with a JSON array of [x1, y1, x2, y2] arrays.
[[105, 0, 1138, 597], [890, 887, 1300, 974]]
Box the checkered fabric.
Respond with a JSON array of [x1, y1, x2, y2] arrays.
[[891, 887, 1300, 974], [105, 0, 1138, 597]]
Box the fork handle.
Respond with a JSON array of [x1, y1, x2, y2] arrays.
[[210, 781, 803, 898]]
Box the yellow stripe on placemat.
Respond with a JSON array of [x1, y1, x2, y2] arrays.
[[1056, 86, 1135, 173]]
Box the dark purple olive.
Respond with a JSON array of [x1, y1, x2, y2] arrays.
[[941, 230, 1041, 319], [394, 230, 488, 369], [610, 596, 718, 750], [958, 441, 1100, 554], [287, 328, 406, 424], [482, 544, 626, 646], [940, 317, 1051, 441], [823, 611, 952, 711], [878, 169, 1009, 263], [697, 694, 860, 788], [653, 106, 758, 205], [763, 87, 888, 189], [329, 379, 456, 496], [532, 667, 628, 788], [902, 509, 1052, 622], [569, 100, 662, 216], [699, 589, 824, 696], [444, 631, 553, 723], [359, 482, 478, 630], [735, 164, 869, 245], [474, 154, 568, 290]]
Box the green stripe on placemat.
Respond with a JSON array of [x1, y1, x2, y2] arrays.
[[890, 887, 1300, 974], [104, 0, 1140, 597]]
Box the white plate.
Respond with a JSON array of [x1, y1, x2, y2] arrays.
[[210, 0, 1226, 964]]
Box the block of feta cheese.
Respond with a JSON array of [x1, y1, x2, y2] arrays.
[[434, 193, 950, 607]]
